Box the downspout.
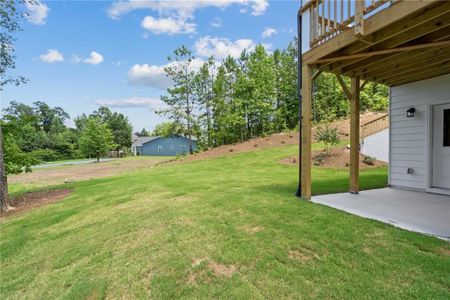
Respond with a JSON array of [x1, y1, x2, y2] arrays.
[[295, 7, 303, 198]]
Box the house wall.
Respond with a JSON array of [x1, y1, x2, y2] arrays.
[[389, 74, 450, 190], [140, 136, 198, 156], [361, 128, 389, 163]]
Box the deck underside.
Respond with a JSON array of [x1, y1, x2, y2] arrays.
[[304, 1, 450, 86]]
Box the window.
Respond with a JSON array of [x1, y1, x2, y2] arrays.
[[170, 145, 174, 151], [157, 145, 163, 152], [444, 109, 450, 147]]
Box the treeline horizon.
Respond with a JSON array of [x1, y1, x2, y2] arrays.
[[150, 39, 388, 152], [1, 102, 132, 165]]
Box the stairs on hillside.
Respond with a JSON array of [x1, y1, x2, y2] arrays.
[[361, 114, 389, 140]]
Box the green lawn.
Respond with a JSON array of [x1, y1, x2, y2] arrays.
[[1, 145, 449, 299]]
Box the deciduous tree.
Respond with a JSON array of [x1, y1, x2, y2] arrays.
[[0, 0, 35, 210], [79, 118, 114, 162]]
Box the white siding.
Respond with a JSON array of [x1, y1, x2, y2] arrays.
[[389, 74, 450, 190], [361, 129, 389, 163]]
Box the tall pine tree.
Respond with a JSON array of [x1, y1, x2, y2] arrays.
[[160, 46, 196, 154]]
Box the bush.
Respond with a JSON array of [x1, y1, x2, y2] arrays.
[[31, 149, 59, 162], [363, 155, 376, 165], [315, 125, 340, 155]]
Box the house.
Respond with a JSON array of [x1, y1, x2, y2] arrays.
[[298, 0, 450, 199], [131, 135, 198, 156]]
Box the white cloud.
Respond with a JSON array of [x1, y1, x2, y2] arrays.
[[250, 0, 269, 16], [194, 36, 256, 59], [141, 16, 196, 35], [262, 27, 277, 38], [128, 63, 172, 90], [107, 0, 269, 19], [83, 51, 104, 65], [108, 1, 268, 36], [39, 49, 64, 63], [128, 58, 206, 90], [94, 97, 167, 110], [25, 0, 49, 25], [211, 18, 222, 28]]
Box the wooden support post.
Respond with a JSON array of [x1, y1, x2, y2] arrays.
[[354, 0, 365, 37], [350, 76, 360, 194], [301, 64, 313, 199]]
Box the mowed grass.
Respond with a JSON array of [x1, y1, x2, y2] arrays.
[[1, 145, 449, 299]]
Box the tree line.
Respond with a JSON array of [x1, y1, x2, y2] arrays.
[[1, 102, 132, 168], [155, 42, 388, 153]]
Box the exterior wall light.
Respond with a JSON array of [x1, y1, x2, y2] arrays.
[[406, 107, 416, 118]]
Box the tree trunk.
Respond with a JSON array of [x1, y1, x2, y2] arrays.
[[206, 104, 211, 148], [0, 124, 11, 211], [185, 65, 193, 155]]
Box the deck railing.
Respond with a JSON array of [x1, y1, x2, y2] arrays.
[[302, 0, 391, 48], [360, 113, 389, 141]]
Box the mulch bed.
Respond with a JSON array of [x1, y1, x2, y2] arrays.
[[0, 189, 72, 218], [280, 147, 387, 169]]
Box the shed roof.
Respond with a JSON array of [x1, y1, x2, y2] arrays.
[[132, 135, 197, 147], [132, 136, 158, 147]]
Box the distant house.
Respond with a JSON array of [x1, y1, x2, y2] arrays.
[[131, 135, 197, 156]]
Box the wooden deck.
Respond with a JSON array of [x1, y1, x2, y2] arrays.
[[298, 0, 450, 199], [303, 0, 450, 86]]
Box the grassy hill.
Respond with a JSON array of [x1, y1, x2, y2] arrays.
[[1, 144, 449, 299]]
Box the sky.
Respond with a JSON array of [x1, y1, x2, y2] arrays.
[[2, 0, 299, 132]]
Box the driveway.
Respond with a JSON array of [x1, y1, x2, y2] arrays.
[[312, 188, 450, 240], [33, 158, 116, 169]]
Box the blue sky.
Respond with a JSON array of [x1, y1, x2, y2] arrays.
[[2, 0, 299, 132]]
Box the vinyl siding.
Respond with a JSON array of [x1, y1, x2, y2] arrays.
[[140, 136, 197, 156], [389, 74, 450, 190]]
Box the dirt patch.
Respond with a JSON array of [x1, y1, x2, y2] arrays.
[[321, 112, 386, 141], [9, 157, 170, 188], [0, 189, 72, 218], [187, 258, 236, 284], [178, 112, 386, 163], [362, 246, 373, 254], [436, 247, 450, 257], [208, 261, 236, 278], [280, 147, 387, 169], [288, 248, 320, 262], [243, 226, 264, 234], [187, 272, 197, 285]]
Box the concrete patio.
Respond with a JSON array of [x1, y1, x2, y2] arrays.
[[312, 188, 450, 240]]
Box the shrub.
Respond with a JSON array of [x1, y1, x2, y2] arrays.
[[31, 149, 58, 162], [315, 125, 340, 155], [363, 155, 376, 165]]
